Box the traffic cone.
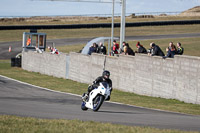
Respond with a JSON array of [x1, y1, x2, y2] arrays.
[[9, 46, 11, 52]]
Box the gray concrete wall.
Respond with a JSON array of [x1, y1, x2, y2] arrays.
[[68, 52, 105, 84], [22, 51, 200, 104], [22, 51, 68, 79], [68, 53, 200, 104]]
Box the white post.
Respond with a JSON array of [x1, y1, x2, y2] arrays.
[[120, 0, 126, 48], [111, 0, 115, 52], [108, 39, 110, 55]]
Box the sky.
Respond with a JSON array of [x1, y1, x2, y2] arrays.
[[0, 0, 200, 17]]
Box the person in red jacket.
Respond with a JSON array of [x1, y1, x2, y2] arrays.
[[111, 40, 119, 55]]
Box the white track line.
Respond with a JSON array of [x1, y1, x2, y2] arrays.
[[0, 74, 192, 115]]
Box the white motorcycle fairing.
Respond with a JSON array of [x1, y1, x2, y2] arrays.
[[81, 82, 111, 111]]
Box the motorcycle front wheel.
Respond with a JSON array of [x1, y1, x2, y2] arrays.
[[93, 95, 104, 112], [81, 101, 88, 111]]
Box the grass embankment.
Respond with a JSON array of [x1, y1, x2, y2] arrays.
[[1, 115, 199, 133], [0, 61, 200, 115], [1, 24, 200, 42], [0, 16, 200, 25]]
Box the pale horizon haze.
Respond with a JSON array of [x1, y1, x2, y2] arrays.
[[0, 0, 200, 17]]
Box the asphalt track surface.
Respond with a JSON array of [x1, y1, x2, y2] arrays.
[[1, 33, 200, 59], [0, 75, 200, 131]]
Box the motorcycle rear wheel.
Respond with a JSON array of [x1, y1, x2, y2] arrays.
[[93, 95, 104, 112]]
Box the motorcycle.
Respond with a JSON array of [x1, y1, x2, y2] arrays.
[[81, 82, 111, 112]]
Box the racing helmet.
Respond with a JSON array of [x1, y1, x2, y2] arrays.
[[102, 70, 110, 79]]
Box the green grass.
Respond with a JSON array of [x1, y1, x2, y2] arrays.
[[1, 16, 200, 25], [1, 115, 198, 133], [0, 61, 200, 115], [0, 24, 200, 42]]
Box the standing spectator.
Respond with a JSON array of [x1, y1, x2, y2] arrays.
[[149, 42, 165, 57], [52, 47, 60, 54], [120, 41, 126, 53], [97, 42, 107, 55], [165, 42, 176, 58], [48, 46, 53, 52], [111, 40, 119, 55], [124, 43, 135, 56], [26, 36, 31, 46], [135, 41, 147, 54], [167, 42, 177, 53], [35, 46, 43, 53], [176, 42, 184, 55], [147, 42, 154, 55], [88, 43, 97, 55]]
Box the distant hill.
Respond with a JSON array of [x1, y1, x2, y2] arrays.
[[179, 6, 200, 16]]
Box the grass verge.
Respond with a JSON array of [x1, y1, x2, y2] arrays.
[[1, 16, 200, 26], [0, 24, 200, 42], [1, 115, 198, 133], [0, 60, 200, 115]]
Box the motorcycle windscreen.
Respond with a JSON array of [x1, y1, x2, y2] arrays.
[[101, 82, 109, 89]]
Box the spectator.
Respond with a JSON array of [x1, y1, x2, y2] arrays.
[[26, 36, 31, 46], [48, 46, 53, 52], [166, 42, 177, 53], [50, 47, 60, 54], [135, 41, 147, 54], [165, 42, 176, 58], [149, 42, 165, 57], [35, 46, 42, 53], [120, 41, 126, 53], [111, 40, 119, 55], [147, 43, 154, 55], [124, 43, 135, 56], [97, 42, 107, 55], [176, 42, 184, 55], [88, 43, 97, 55]]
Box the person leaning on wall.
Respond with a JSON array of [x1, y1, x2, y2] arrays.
[[135, 41, 147, 54], [148, 42, 165, 57], [176, 42, 184, 55]]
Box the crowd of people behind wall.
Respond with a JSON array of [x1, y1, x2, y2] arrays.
[[88, 40, 184, 58]]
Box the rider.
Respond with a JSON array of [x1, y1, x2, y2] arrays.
[[83, 70, 112, 101]]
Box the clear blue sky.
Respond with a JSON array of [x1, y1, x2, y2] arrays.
[[0, 0, 200, 17]]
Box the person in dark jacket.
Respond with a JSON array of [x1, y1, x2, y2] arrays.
[[136, 42, 147, 54], [149, 42, 165, 57], [176, 42, 184, 55], [120, 41, 127, 53], [88, 43, 98, 55], [124, 43, 135, 56], [164, 42, 177, 58], [97, 42, 107, 55], [83, 70, 112, 101]]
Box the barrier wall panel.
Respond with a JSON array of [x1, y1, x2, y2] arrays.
[[22, 51, 200, 104], [134, 69, 152, 96], [22, 51, 67, 79]]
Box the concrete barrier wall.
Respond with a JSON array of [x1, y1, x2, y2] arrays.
[[68, 52, 106, 84], [22, 51, 200, 104], [22, 51, 68, 79], [68, 53, 200, 104]]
